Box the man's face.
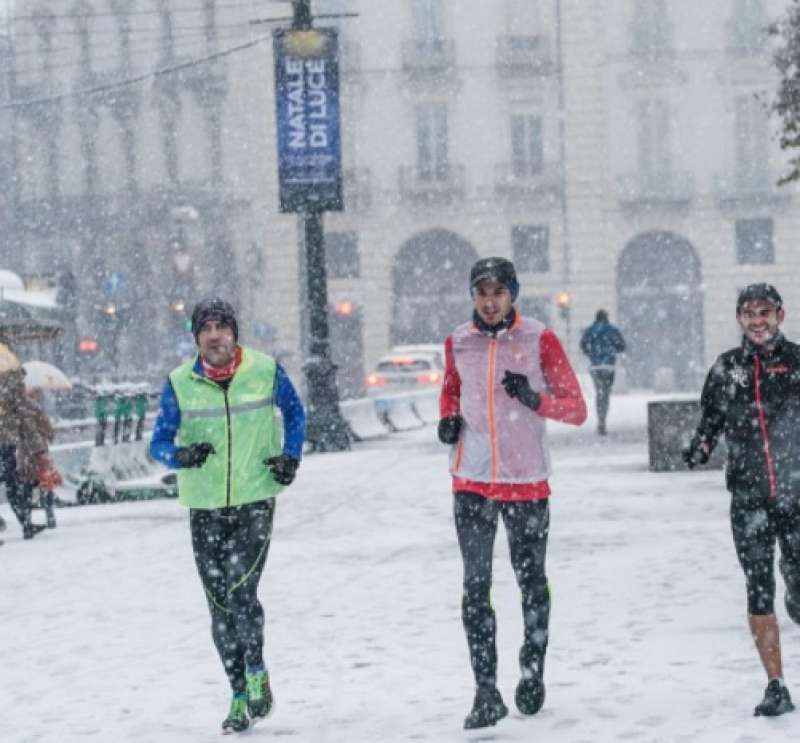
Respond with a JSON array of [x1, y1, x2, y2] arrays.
[[737, 299, 784, 346], [197, 319, 236, 367], [472, 279, 513, 326]]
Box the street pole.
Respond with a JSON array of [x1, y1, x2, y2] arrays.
[[554, 0, 572, 352], [292, 0, 350, 452]]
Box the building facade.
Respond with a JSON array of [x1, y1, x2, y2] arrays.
[[1, 0, 797, 393]]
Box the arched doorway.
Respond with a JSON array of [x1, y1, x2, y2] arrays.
[[616, 231, 704, 390], [391, 229, 480, 345]]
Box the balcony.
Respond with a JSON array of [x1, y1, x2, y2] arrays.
[[616, 171, 695, 210], [343, 167, 372, 212], [494, 162, 562, 203], [401, 37, 456, 79], [398, 164, 465, 205], [714, 172, 791, 209], [724, 17, 769, 59], [496, 35, 554, 77]]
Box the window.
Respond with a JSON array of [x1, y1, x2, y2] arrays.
[[511, 114, 543, 177], [326, 231, 360, 278], [505, 0, 540, 33], [729, 0, 768, 53], [512, 225, 550, 272], [636, 99, 671, 175], [629, 0, 673, 59], [412, 0, 444, 40], [518, 296, 551, 326], [734, 94, 769, 186], [415, 102, 449, 179], [735, 218, 774, 264]]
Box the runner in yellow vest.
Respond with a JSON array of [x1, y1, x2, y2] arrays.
[[150, 299, 306, 733]]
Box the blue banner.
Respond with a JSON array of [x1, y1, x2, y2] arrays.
[[273, 28, 343, 213]]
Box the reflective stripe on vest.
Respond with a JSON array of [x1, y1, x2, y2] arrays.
[[170, 348, 283, 509]]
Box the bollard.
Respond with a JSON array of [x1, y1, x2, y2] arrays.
[[94, 393, 110, 447], [134, 392, 147, 441], [120, 394, 134, 443]]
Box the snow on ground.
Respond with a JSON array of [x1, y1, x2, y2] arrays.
[[3, 394, 800, 742]]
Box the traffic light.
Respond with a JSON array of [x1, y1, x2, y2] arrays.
[[556, 291, 571, 321]]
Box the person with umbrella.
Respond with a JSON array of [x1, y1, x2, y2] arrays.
[[0, 338, 62, 539]]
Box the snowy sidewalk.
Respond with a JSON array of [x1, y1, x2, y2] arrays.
[[2, 420, 799, 742]]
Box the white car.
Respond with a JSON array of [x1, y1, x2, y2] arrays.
[[366, 344, 445, 396]]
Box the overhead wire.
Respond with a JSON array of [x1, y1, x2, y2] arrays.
[[9, 0, 278, 22], [10, 28, 248, 77], [0, 28, 278, 110]]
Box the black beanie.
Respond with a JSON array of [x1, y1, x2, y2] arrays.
[[191, 298, 239, 342], [736, 283, 783, 312], [469, 257, 519, 301]]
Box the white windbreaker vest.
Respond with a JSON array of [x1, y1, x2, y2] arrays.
[[449, 315, 550, 484]]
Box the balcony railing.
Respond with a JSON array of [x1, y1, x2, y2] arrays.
[[616, 171, 695, 209], [398, 164, 465, 204], [496, 35, 554, 76], [401, 37, 456, 78], [343, 167, 372, 211], [714, 172, 790, 208], [724, 17, 769, 58], [494, 162, 562, 201]]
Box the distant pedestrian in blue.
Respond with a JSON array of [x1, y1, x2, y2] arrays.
[[580, 309, 626, 435]]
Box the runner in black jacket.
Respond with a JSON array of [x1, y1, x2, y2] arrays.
[[684, 283, 799, 718]]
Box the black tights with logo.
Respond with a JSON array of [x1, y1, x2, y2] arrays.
[[190, 500, 275, 694], [731, 493, 800, 616], [454, 491, 550, 690]]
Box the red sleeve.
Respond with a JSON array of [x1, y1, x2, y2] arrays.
[[439, 335, 461, 419], [537, 329, 587, 426]]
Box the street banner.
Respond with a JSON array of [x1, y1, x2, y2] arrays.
[[273, 28, 343, 213]]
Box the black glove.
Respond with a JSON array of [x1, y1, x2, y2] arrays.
[[682, 438, 710, 469], [438, 415, 463, 444], [265, 454, 299, 486], [501, 370, 541, 411], [175, 442, 215, 468]]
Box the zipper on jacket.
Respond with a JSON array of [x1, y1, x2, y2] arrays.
[[753, 354, 777, 498], [223, 388, 232, 506], [487, 337, 498, 481]]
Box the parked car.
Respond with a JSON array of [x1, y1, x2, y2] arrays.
[[365, 344, 444, 396]]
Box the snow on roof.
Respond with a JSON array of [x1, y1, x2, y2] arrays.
[[0, 270, 25, 292], [0, 287, 59, 309]]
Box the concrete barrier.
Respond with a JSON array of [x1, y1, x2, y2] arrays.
[[375, 395, 425, 431], [647, 399, 725, 472], [410, 391, 439, 425], [340, 398, 390, 441]]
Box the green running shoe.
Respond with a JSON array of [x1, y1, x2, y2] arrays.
[[245, 668, 273, 720], [221, 693, 249, 734]]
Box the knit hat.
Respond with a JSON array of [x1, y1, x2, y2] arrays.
[[191, 298, 239, 342], [736, 283, 783, 312], [469, 257, 519, 301]]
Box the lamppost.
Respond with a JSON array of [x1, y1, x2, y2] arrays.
[[283, 0, 350, 452]]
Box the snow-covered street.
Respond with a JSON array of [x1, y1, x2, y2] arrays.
[[3, 420, 800, 742]]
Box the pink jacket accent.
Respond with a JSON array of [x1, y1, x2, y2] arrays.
[[440, 314, 587, 495]]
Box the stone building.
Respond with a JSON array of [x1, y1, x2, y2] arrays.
[[2, 0, 797, 394]]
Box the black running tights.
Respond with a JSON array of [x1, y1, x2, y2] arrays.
[[454, 491, 550, 690], [190, 500, 275, 693]]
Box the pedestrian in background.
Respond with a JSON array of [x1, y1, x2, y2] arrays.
[[0, 340, 62, 540], [150, 298, 306, 734], [438, 257, 587, 730], [683, 283, 799, 717], [580, 309, 626, 435]]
